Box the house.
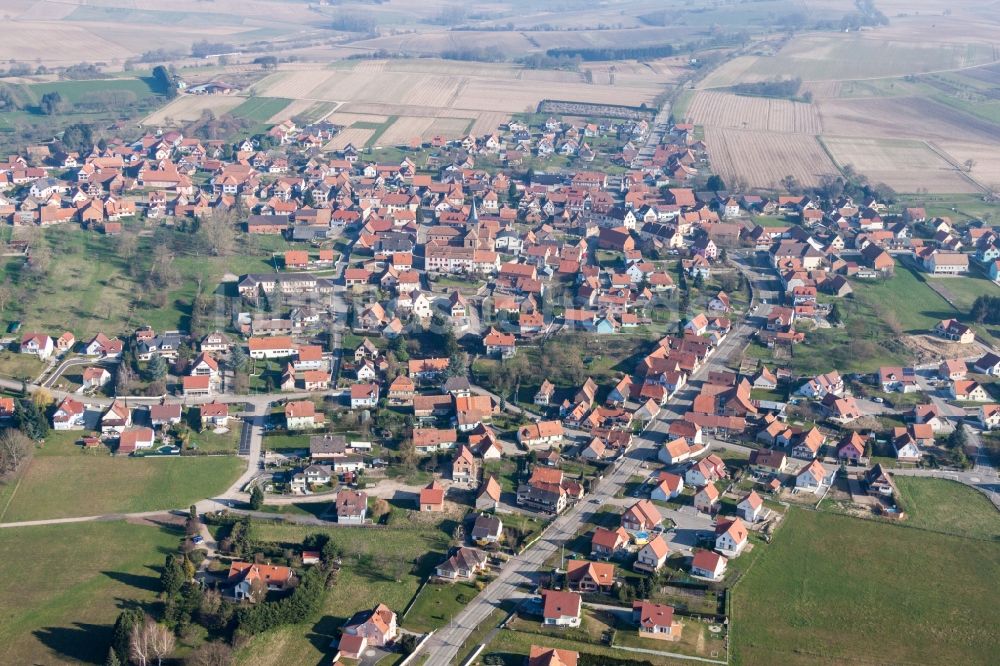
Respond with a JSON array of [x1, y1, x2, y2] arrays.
[[19, 332, 54, 359], [81, 366, 111, 391], [714, 517, 748, 557], [387, 375, 416, 406], [836, 431, 868, 464], [227, 562, 295, 601], [419, 481, 445, 511], [451, 444, 479, 484], [591, 526, 630, 560], [935, 319, 975, 344], [350, 382, 380, 409], [248, 336, 296, 359], [52, 397, 87, 430], [938, 358, 968, 381], [972, 352, 1000, 376], [923, 250, 969, 275], [338, 634, 367, 661], [979, 404, 1000, 430], [566, 559, 615, 592], [651, 472, 684, 501], [182, 375, 212, 397], [84, 332, 123, 358], [518, 420, 564, 448], [335, 489, 367, 524], [471, 514, 503, 545], [693, 484, 719, 514], [621, 499, 663, 533], [878, 366, 918, 393], [865, 463, 897, 497], [343, 604, 398, 647], [517, 471, 568, 514], [483, 327, 516, 358], [101, 400, 131, 435], [751, 365, 777, 390], [685, 454, 726, 486], [534, 380, 556, 406], [795, 460, 831, 494], [285, 401, 323, 429], [912, 404, 945, 432], [658, 437, 694, 465], [790, 427, 825, 460], [436, 547, 489, 580], [797, 371, 843, 399], [200, 402, 229, 428], [528, 646, 578, 666], [893, 432, 924, 462], [541, 589, 582, 627], [116, 427, 154, 455], [737, 491, 764, 523], [632, 601, 681, 641], [951, 380, 991, 402], [634, 535, 670, 573], [149, 403, 182, 429], [690, 549, 727, 580], [476, 475, 502, 511]]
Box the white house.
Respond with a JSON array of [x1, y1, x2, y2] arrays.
[[736, 491, 764, 523], [690, 550, 727, 581], [650, 473, 684, 501], [714, 518, 748, 557], [19, 332, 54, 360], [795, 460, 831, 494]]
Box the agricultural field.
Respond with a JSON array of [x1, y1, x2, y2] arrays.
[[702, 128, 837, 189], [246, 57, 676, 144], [141, 94, 244, 125], [685, 91, 822, 134], [731, 508, 1000, 666], [821, 137, 979, 193], [0, 520, 184, 665], [229, 96, 292, 123]]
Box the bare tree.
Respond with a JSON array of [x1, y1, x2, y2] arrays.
[[116, 232, 139, 262], [198, 209, 237, 257], [189, 642, 233, 666], [0, 429, 34, 476], [149, 622, 175, 666], [131, 619, 174, 666]]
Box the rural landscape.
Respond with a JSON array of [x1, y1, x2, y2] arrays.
[[0, 1, 999, 666]]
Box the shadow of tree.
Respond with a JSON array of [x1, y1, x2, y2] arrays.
[[33, 622, 111, 664]]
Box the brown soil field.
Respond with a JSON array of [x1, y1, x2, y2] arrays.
[[704, 128, 838, 190], [324, 128, 374, 151], [697, 56, 764, 89], [821, 137, 980, 193], [937, 141, 1000, 188], [378, 117, 437, 146], [142, 95, 245, 125], [818, 96, 1000, 144], [686, 91, 822, 134]]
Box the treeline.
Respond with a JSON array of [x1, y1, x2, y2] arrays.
[[545, 44, 676, 61], [191, 40, 237, 58], [329, 13, 378, 32], [441, 46, 506, 63], [970, 295, 1000, 324], [152, 65, 179, 99], [730, 77, 803, 99], [518, 53, 582, 71]]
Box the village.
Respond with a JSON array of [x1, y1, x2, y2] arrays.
[[1, 88, 1000, 666]]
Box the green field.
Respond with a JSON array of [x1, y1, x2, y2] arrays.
[[0, 454, 242, 522], [731, 508, 1000, 665], [231, 97, 292, 122], [403, 582, 478, 632], [924, 271, 1000, 313], [0, 227, 278, 340], [0, 520, 182, 665], [852, 261, 958, 332], [894, 477, 1000, 540], [235, 519, 454, 665]]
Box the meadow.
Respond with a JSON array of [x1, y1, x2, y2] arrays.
[[893, 477, 1000, 540], [731, 507, 1000, 665], [0, 520, 183, 665]]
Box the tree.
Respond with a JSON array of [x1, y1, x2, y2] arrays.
[[111, 609, 144, 664], [104, 647, 122, 666], [40, 91, 64, 115], [130, 618, 174, 666], [147, 354, 167, 381], [229, 344, 248, 373], [948, 426, 968, 450], [151, 65, 178, 98], [249, 485, 264, 510], [705, 175, 726, 191], [197, 208, 237, 257], [189, 641, 234, 666], [0, 428, 34, 476], [14, 398, 48, 441], [116, 233, 138, 262], [160, 553, 186, 598], [60, 123, 94, 153]]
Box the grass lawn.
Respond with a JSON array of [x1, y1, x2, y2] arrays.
[[482, 625, 695, 666], [894, 476, 1000, 540], [188, 426, 240, 454], [0, 520, 182, 665], [731, 508, 1000, 665], [236, 519, 454, 665], [851, 262, 957, 333], [261, 433, 312, 453], [924, 271, 1000, 313], [402, 581, 478, 632], [0, 351, 45, 381], [0, 455, 243, 522]]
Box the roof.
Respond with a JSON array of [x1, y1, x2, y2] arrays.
[[567, 559, 615, 586], [642, 534, 669, 559], [478, 475, 502, 502], [284, 400, 316, 418], [692, 549, 725, 572], [420, 480, 445, 505], [592, 526, 629, 550], [528, 646, 579, 666], [541, 588, 581, 619], [633, 600, 674, 628]]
